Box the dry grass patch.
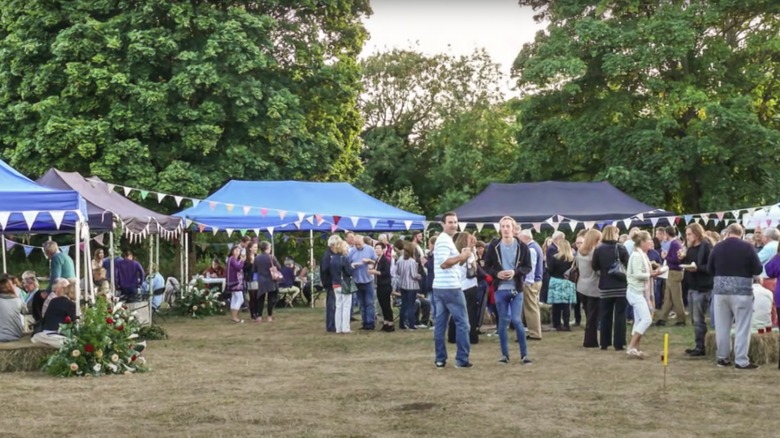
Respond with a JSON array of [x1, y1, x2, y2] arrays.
[[0, 308, 776, 437]]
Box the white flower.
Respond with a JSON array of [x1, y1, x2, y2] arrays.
[[128, 334, 139, 340], [107, 363, 118, 373], [112, 302, 123, 314], [93, 364, 102, 372], [111, 354, 119, 363], [71, 350, 81, 358], [128, 316, 135, 322], [136, 357, 146, 365], [95, 350, 104, 359], [192, 305, 199, 311], [69, 363, 79, 372]]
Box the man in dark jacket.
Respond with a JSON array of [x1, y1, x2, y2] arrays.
[[680, 224, 713, 357], [320, 236, 339, 333], [483, 217, 533, 365]]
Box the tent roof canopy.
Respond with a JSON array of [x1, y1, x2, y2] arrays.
[[176, 180, 426, 232], [0, 159, 86, 232], [37, 169, 183, 237], [451, 181, 670, 224]]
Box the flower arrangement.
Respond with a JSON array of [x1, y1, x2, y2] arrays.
[[173, 283, 226, 318], [42, 296, 149, 377]]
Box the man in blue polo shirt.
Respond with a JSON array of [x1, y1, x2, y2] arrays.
[[347, 234, 378, 330]]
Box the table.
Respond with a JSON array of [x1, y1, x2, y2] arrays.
[[190, 276, 226, 292]]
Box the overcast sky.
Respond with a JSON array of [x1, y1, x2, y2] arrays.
[[361, 0, 546, 94]]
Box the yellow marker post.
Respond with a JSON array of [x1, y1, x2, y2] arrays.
[[662, 333, 669, 391]]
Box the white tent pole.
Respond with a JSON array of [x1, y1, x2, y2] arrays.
[[75, 221, 82, 317], [155, 234, 160, 272], [109, 230, 116, 296], [84, 228, 93, 304], [310, 229, 314, 309], [148, 233, 154, 324], [179, 232, 184, 297], [1, 234, 7, 274], [184, 230, 189, 291]]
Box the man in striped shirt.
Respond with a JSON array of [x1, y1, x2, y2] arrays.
[[433, 211, 473, 369]]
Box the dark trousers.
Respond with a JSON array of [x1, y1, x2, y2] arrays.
[[248, 289, 260, 320], [654, 278, 665, 309], [417, 296, 432, 325], [599, 296, 627, 349], [377, 283, 393, 323], [551, 303, 571, 329], [572, 292, 582, 325], [582, 295, 600, 348], [258, 290, 278, 317], [400, 288, 418, 329], [476, 280, 489, 327], [325, 288, 336, 332], [448, 286, 480, 344]]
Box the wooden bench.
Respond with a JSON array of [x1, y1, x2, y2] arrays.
[[0, 336, 57, 372]]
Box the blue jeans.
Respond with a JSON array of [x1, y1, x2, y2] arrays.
[[688, 289, 710, 351], [400, 289, 418, 329], [355, 282, 375, 328], [433, 288, 471, 366], [495, 289, 528, 359], [325, 287, 336, 332]]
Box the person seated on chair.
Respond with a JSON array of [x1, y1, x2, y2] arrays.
[[142, 264, 166, 309], [31, 278, 77, 349], [416, 292, 432, 327], [0, 277, 26, 342], [298, 260, 323, 304], [116, 250, 145, 301], [203, 258, 225, 279], [278, 258, 301, 306], [92, 267, 110, 297]]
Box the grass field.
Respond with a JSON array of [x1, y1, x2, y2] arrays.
[[1, 307, 775, 438]]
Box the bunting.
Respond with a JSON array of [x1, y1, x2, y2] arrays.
[[475, 223, 484, 232]]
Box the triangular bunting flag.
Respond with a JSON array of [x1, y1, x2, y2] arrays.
[[22, 211, 39, 229], [93, 234, 104, 245], [636, 213, 644, 221], [666, 217, 677, 226], [297, 212, 305, 222], [278, 210, 287, 220], [683, 215, 693, 224], [404, 220, 413, 230], [0, 212, 9, 230], [622, 218, 632, 229], [701, 213, 710, 222], [650, 217, 659, 227], [475, 223, 484, 232], [369, 219, 379, 229], [584, 221, 595, 229], [60, 245, 71, 255], [107, 183, 115, 193], [211, 227, 219, 236], [715, 212, 725, 221], [260, 208, 268, 217], [294, 221, 302, 229], [458, 222, 467, 232], [747, 207, 757, 214], [23, 245, 34, 258], [156, 192, 166, 203], [243, 206, 252, 215], [225, 204, 235, 213], [191, 199, 200, 207], [387, 220, 395, 229], [493, 223, 500, 232], [731, 210, 741, 219], [4, 239, 14, 251], [350, 217, 360, 228], [532, 223, 541, 233], [185, 219, 194, 228], [551, 222, 560, 231], [240, 229, 247, 237], [267, 227, 275, 235], [225, 228, 234, 236], [50, 211, 65, 230], [123, 186, 132, 197], [227, 243, 234, 250], [569, 220, 578, 231], [315, 214, 324, 225], [306, 216, 314, 224], [253, 229, 259, 236], [333, 215, 341, 225], [140, 190, 149, 200], [198, 224, 206, 233], [545, 217, 554, 225], [208, 202, 217, 211], [174, 196, 183, 206], [330, 224, 338, 232]]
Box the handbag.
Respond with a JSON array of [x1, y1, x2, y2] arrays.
[[607, 244, 626, 280], [269, 265, 284, 282], [564, 262, 579, 284]]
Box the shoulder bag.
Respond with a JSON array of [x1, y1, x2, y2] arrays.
[[607, 244, 626, 280]]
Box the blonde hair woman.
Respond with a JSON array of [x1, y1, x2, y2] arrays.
[[626, 231, 661, 357], [547, 239, 576, 331], [591, 225, 630, 350], [576, 229, 603, 348]]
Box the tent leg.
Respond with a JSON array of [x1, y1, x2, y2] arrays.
[[184, 231, 189, 293], [310, 229, 314, 309], [179, 232, 184, 298], [149, 234, 154, 325], [75, 222, 82, 317], [109, 230, 116, 296], [84, 230, 93, 304], [1, 234, 6, 274]]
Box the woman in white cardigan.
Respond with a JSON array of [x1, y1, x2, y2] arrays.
[[626, 231, 662, 358]]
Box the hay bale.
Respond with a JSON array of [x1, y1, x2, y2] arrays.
[[0, 338, 56, 372], [540, 304, 551, 325], [704, 331, 779, 365]]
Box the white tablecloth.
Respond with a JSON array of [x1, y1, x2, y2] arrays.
[[190, 277, 226, 292]]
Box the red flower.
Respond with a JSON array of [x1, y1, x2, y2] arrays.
[[116, 326, 124, 331], [106, 317, 114, 324], [64, 316, 72, 324], [131, 355, 137, 362], [84, 344, 95, 353]]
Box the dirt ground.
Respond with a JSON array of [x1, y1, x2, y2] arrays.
[[1, 308, 776, 437]]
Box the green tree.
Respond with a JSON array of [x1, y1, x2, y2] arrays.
[[0, 0, 370, 198], [513, 0, 780, 212], [357, 48, 517, 216]]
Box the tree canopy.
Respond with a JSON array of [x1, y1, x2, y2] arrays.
[[0, 0, 371, 198], [513, 0, 780, 213]]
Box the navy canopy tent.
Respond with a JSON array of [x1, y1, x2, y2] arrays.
[[0, 159, 87, 232], [175, 180, 426, 232], [37, 169, 183, 239], [451, 181, 671, 225]]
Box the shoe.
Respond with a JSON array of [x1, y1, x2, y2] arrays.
[[684, 347, 697, 354], [600, 346, 609, 350], [615, 346, 625, 351], [573, 322, 581, 327], [497, 356, 509, 364], [716, 359, 732, 367], [267, 317, 273, 322], [735, 363, 759, 370], [655, 320, 666, 327], [521, 356, 532, 365], [627, 348, 644, 359], [674, 322, 686, 327], [435, 361, 446, 369], [415, 325, 427, 329], [385, 325, 395, 332], [526, 336, 542, 341], [455, 362, 474, 369], [561, 326, 571, 332], [231, 319, 244, 324], [687, 349, 706, 357]]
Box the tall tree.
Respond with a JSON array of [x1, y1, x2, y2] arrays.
[[514, 0, 780, 212], [0, 0, 370, 197], [358, 48, 517, 216]]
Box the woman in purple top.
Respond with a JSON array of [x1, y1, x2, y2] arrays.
[[252, 241, 282, 322], [226, 245, 246, 323], [763, 251, 780, 324], [654, 226, 686, 326]]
